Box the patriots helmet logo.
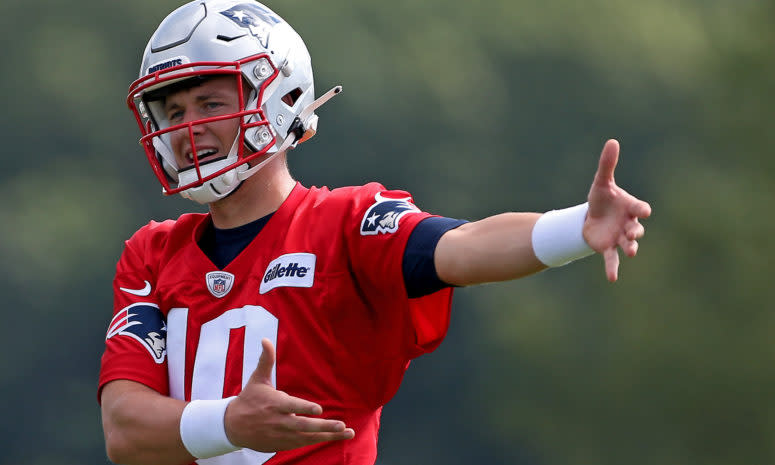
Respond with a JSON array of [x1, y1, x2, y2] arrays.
[[220, 3, 282, 48], [106, 303, 167, 364], [360, 192, 421, 235]]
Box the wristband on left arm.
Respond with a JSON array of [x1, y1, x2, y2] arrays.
[[531, 203, 594, 267]]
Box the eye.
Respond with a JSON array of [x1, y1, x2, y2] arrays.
[[205, 101, 224, 112], [167, 109, 184, 123]]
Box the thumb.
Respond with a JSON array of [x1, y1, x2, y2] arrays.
[[248, 338, 276, 386], [593, 139, 619, 187]]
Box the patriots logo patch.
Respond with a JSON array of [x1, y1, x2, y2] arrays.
[[220, 4, 282, 48], [360, 192, 420, 235], [106, 303, 167, 364]]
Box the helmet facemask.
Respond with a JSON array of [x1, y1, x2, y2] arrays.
[[129, 56, 280, 203]]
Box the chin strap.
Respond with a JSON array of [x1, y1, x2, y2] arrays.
[[236, 85, 342, 182]]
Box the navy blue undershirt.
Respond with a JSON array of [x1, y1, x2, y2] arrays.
[[198, 214, 274, 270], [198, 215, 467, 298]]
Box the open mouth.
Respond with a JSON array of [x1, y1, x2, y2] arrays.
[[186, 148, 218, 163], [180, 149, 227, 171]]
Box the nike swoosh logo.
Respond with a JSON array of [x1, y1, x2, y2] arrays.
[[119, 280, 152, 297]]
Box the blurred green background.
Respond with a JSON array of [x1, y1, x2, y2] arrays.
[[0, 0, 772, 464]]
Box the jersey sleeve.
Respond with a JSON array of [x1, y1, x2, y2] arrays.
[[403, 216, 469, 297], [97, 221, 172, 402], [342, 184, 455, 358]]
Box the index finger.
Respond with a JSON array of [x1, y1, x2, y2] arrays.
[[277, 391, 324, 416], [593, 139, 620, 186], [628, 199, 652, 219]]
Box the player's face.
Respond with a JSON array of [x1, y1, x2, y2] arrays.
[[164, 76, 242, 169]]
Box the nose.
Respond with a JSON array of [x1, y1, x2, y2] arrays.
[[170, 108, 207, 160], [172, 108, 207, 134]]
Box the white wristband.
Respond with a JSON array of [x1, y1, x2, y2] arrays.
[[531, 203, 594, 267], [180, 396, 241, 459]]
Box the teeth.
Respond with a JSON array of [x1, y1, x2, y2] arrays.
[[186, 149, 217, 161]]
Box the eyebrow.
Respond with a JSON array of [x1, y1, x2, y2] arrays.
[[164, 91, 229, 112]]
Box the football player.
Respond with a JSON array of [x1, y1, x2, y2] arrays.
[[98, 1, 651, 464]]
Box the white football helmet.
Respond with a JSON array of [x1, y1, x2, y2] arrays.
[[127, 0, 341, 203]]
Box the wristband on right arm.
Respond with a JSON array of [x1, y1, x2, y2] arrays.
[[179, 397, 241, 459]]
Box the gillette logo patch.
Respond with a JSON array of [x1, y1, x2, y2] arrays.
[[260, 253, 316, 294]]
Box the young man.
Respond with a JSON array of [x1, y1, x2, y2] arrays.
[[98, 1, 652, 464]]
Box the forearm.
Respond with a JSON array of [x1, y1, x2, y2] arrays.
[[101, 380, 193, 465], [434, 212, 546, 286]]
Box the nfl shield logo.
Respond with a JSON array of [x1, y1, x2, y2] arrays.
[[206, 271, 235, 298]]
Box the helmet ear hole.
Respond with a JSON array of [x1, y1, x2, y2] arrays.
[[281, 87, 303, 107]]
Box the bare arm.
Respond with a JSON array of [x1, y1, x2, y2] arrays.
[[101, 380, 191, 465], [101, 339, 354, 465], [434, 212, 545, 286], [434, 140, 651, 286]]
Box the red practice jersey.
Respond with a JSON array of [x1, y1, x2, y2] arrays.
[[99, 182, 454, 465]]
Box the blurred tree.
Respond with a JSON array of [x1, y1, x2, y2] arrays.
[[0, 0, 771, 464]]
